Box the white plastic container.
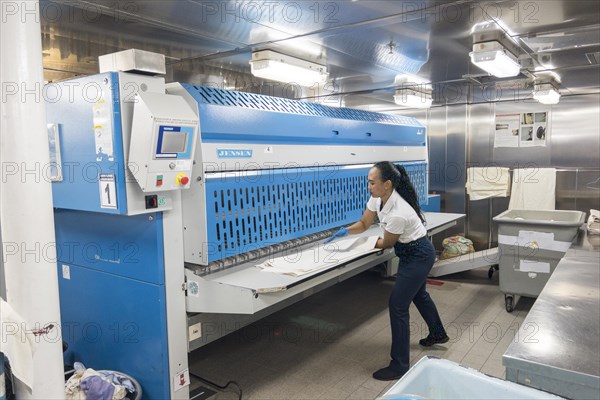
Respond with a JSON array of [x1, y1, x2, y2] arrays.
[[378, 356, 563, 400]]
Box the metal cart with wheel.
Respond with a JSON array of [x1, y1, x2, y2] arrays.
[[493, 209, 585, 312]]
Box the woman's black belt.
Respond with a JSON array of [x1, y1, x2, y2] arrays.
[[396, 236, 428, 247]]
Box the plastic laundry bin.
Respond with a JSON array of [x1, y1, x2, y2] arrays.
[[493, 209, 585, 312], [378, 356, 564, 399]]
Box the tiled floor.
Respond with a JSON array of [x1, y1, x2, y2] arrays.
[[188, 267, 534, 399]]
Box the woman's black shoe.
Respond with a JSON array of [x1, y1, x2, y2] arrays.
[[372, 366, 405, 381], [419, 334, 449, 347]]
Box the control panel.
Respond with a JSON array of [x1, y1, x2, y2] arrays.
[[129, 92, 198, 193]]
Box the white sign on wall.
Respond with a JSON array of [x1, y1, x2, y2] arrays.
[[495, 111, 548, 148]]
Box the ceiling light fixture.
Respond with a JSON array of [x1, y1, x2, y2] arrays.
[[469, 22, 521, 78], [533, 82, 561, 105], [532, 72, 561, 105], [394, 74, 433, 108], [470, 41, 520, 78], [249, 50, 328, 87]]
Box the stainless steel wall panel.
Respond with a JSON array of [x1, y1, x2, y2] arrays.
[[396, 109, 428, 123], [393, 108, 448, 194], [550, 95, 600, 168], [555, 169, 600, 214], [428, 107, 449, 195], [490, 197, 511, 247], [467, 103, 495, 165], [466, 102, 495, 248], [575, 170, 600, 213], [446, 105, 467, 215], [556, 171, 578, 211], [466, 200, 491, 249]]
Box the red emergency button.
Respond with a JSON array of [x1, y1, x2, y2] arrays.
[[176, 173, 189, 185]]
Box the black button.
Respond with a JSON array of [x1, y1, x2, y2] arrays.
[[145, 195, 158, 209]]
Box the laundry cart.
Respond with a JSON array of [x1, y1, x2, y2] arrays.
[[493, 209, 585, 312], [378, 356, 563, 399]]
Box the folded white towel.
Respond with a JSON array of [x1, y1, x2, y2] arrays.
[[466, 167, 511, 200], [509, 168, 556, 210]]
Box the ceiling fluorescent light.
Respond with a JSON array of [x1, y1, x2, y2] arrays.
[[394, 73, 432, 108], [250, 50, 328, 87], [394, 88, 433, 108], [469, 41, 520, 78], [470, 22, 521, 78], [533, 82, 561, 104]]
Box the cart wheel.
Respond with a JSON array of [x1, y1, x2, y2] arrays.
[[488, 265, 499, 279], [505, 295, 514, 313]]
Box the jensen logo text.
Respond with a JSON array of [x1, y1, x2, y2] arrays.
[[217, 149, 253, 158]]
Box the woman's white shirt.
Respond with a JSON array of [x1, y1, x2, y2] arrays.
[[366, 191, 427, 243]]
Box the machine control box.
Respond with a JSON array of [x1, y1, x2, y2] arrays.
[[130, 92, 198, 192]]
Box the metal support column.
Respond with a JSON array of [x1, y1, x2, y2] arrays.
[[0, 1, 65, 397]]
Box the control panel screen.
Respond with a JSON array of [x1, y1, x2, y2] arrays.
[[161, 131, 188, 153], [155, 125, 194, 159]]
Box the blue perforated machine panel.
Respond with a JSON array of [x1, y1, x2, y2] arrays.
[[205, 161, 427, 262]]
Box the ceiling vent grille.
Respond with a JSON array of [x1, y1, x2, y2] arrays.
[[585, 52, 600, 65]]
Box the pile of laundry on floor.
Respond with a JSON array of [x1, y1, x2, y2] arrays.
[[65, 362, 138, 400]]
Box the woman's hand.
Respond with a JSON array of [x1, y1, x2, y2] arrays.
[[324, 227, 349, 243]]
